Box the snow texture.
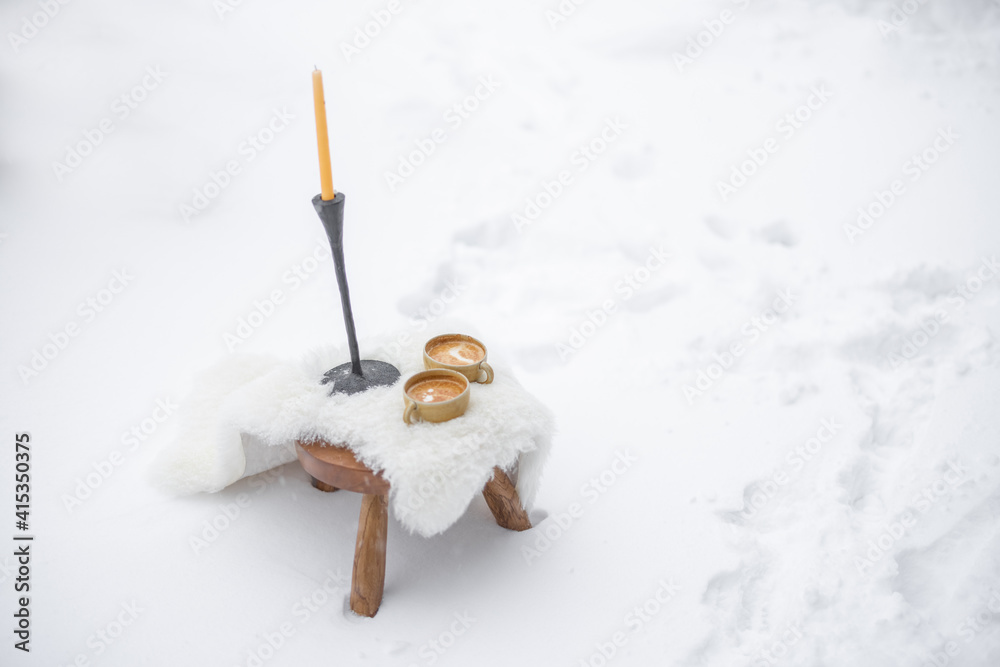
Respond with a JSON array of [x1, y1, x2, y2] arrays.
[[2, 0, 1000, 665]]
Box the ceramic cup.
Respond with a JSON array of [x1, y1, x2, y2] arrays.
[[403, 369, 470, 424], [423, 333, 494, 384]]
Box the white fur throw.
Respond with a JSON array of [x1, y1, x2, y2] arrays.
[[152, 332, 554, 537]]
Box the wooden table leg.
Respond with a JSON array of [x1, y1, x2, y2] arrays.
[[309, 475, 339, 492], [350, 493, 388, 617], [482, 466, 532, 532]]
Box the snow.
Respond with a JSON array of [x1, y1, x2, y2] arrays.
[[1, 0, 999, 665]]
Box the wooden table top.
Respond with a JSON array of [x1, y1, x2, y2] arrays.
[[295, 440, 390, 496]]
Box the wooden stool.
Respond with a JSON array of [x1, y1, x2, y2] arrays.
[[295, 440, 532, 617]]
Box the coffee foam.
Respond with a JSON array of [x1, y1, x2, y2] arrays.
[[407, 378, 465, 403], [428, 341, 485, 367]]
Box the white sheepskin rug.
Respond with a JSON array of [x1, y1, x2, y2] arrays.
[[152, 331, 555, 537]]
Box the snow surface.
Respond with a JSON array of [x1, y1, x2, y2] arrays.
[[1, 0, 1000, 665]]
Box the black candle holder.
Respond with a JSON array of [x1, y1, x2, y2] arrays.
[[312, 192, 400, 395]]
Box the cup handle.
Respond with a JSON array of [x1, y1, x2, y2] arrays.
[[477, 361, 494, 384], [403, 401, 418, 424]]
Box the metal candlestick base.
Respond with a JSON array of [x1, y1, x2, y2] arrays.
[[313, 192, 400, 396], [321, 360, 401, 395]]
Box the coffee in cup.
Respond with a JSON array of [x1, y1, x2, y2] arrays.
[[403, 369, 470, 424], [423, 334, 494, 384]]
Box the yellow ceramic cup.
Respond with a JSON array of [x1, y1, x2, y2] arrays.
[[403, 369, 470, 424], [423, 333, 494, 384]]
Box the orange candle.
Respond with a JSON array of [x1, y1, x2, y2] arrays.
[[312, 68, 335, 200]]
